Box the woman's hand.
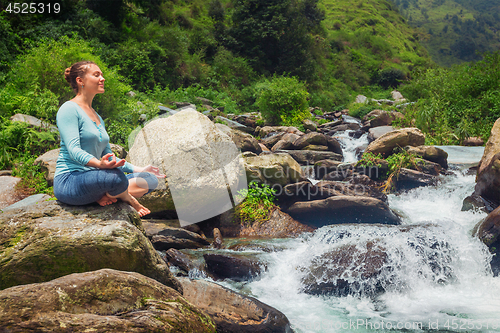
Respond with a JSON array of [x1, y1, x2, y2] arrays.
[[137, 165, 166, 178], [99, 153, 125, 169]]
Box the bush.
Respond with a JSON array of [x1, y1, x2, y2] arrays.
[[235, 182, 276, 225], [378, 67, 406, 89], [256, 75, 310, 126], [2, 35, 133, 121]]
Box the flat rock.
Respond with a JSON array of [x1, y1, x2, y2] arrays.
[[364, 127, 425, 157]]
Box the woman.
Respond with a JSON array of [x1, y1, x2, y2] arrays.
[[53, 60, 164, 217]]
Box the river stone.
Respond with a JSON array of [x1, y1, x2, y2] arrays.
[[367, 126, 395, 142], [0, 200, 180, 292], [364, 127, 425, 157], [318, 119, 343, 130], [34, 148, 60, 186], [0, 269, 215, 332], [215, 124, 262, 155], [204, 253, 263, 281], [293, 132, 328, 149], [128, 109, 247, 225], [178, 277, 292, 333], [287, 196, 400, 227], [303, 119, 318, 131], [476, 205, 500, 275], [217, 207, 314, 238], [165, 248, 197, 274], [243, 152, 304, 186], [405, 145, 449, 169], [391, 168, 439, 191], [0, 176, 22, 210], [474, 118, 500, 207], [1, 193, 51, 213], [300, 242, 388, 296], [325, 123, 360, 134], [302, 144, 329, 151], [215, 116, 254, 134], [261, 132, 285, 149], [271, 133, 301, 152], [150, 226, 210, 251], [462, 136, 484, 146], [362, 110, 403, 128], [313, 160, 344, 179], [256, 126, 304, 138], [276, 149, 342, 165]]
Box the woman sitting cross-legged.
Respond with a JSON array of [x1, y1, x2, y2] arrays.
[[53, 60, 164, 217]]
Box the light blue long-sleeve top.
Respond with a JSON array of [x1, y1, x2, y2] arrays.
[[55, 101, 135, 177]]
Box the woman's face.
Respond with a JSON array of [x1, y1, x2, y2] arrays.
[[79, 64, 105, 95]]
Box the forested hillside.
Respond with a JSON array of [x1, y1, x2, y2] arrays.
[[0, 0, 500, 195], [389, 0, 500, 66]]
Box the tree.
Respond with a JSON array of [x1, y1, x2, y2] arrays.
[[227, 0, 323, 80]]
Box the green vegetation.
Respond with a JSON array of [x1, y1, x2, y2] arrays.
[[256, 76, 310, 127], [356, 152, 384, 168], [0, 0, 498, 195], [400, 52, 500, 144], [236, 182, 277, 225], [390, 0, 500, 67]]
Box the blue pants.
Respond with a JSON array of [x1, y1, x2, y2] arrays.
[[54, 169, 158, 205]]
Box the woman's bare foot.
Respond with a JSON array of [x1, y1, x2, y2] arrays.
[[96, 194, 117, 206], [124, 194, 151, 217]]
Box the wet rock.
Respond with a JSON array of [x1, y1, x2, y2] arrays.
[[0, 176, 22, 210], [178, 277, 292, 333], [216, 124, 262, 154], [34, 149, 60, 186], [261, 132, 285, 149], [287, 196, 400, 227], [325, 135, 343, 155], [243, 152, 304, 186], [276, 149, 342, 165], [391, 168, 439, 191], [0, 269, 214, 332], [204, 253, 263, 281], [476, 206, 500, 275], [405, 145, 449, 169], [462, 193, 497, 213], [325, 123, 360, 134], [301, 242, 388, 296], [318, 119, 343, 130], [212, 228, 223, 249], [215, 116, 254, 134], [0, 200, 180, 292], [150, 227, 210, 250], [165, 248, 196, 274]]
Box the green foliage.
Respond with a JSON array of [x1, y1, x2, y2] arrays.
[[378, 67, 407, 88], [383, 149, 420, 192], [1, 36, 133, 121], [12, 153, 53, 196], [356, 152, 384, 168], [399, 51, 500, 144], [256, 76, 310, 126], [348, 101, 380, 119], [236, 182, 277, 225]]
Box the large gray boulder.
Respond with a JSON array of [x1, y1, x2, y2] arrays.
[[10, 113, 58, 132], [405, 145, 448, 169], [0, 269, 215, 332], [364, 127, 425, 157], [128, 109, 247, 225], [287, 196, 400, 227], [178, 277, 292, 333], [362, 110, 403, 128], [0, 200, 180, 292]]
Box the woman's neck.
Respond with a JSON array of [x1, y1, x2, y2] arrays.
[[72, 92, 95, 108]]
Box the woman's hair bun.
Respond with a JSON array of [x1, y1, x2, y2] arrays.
[[64, 67, 71, 83]]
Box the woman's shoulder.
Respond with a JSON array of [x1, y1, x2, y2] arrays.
[[57, 101, 81, 119]]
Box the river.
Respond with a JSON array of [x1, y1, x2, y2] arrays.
[[194, 128, 500, 332]]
